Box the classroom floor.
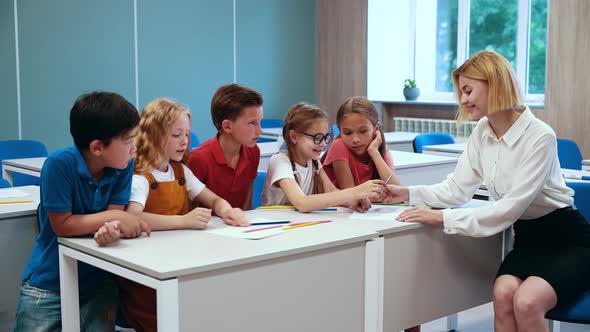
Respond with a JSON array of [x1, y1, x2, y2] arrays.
[[421, 302, 590, 332]]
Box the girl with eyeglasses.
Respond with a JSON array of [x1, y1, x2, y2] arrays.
[[322, 96, 400, 191], [261, 102, 385, 212]]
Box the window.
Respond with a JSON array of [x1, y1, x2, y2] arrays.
[[367, 0, 547, 102]]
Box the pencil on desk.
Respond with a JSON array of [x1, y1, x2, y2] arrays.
[[282, 220, 332, 230], [0, 200, 33, 204], [243, 224, 285, 233], [249, 221, 290, 226], [257, 205, 295, 210]]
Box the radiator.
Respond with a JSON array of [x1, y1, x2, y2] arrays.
[[393, 117, 477, 138]]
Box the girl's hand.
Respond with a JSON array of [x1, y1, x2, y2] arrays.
[[94, 220, 121, 246], [353, 180, 385, 200], [368, 128, 383, 154], [352, 198, 372, 212], [381, 184, 409, 203], [221, 208, 249, 227], [396, 206, 443, 225], [184, 207, 212, 229]]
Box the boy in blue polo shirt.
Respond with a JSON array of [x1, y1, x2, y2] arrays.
[[14, 92, 150, 331]]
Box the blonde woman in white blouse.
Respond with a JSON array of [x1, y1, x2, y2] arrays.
[[383, 51, 590, 332]]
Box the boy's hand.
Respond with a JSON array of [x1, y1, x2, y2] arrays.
[[94, 220, 121, 246], [221, 208, 249, 227], [184, 207, 212, 229], [118, 211, 151, 238], [353, 180, 385, 200]]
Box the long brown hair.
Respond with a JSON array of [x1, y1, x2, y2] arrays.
[[135, 98, 191, 174], [282, 103, 328, 194], [322, 97, 387, 170]]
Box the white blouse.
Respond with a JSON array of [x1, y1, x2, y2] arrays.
[[409, 107, 574, 237]]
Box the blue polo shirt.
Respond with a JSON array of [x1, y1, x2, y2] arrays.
[[22, 146, 133, 292]]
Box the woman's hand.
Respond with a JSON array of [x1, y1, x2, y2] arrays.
[[396, 206, 443, 225], [380, 184, 409, 203]]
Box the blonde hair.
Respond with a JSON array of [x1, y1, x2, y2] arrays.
[[135, 98, 191, 174], [282, 103, 328, 195], [452, 51, 523, 124]]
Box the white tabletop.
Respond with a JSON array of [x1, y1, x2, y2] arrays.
[[58, 209, 379, 280], [422, 143, 466, 153], [261, 127, 282, 137], [583, 159, 589, 166], [0, 186, 40, 219], [258, 141, 281, 157], [2, 157, 46, 172], [384, 131, 419, 143], [390, 150, 458, 169]]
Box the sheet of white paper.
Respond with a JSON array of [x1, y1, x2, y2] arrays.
[[0, 188, 31, 199], [350, 205, 409, 221], [207, 225, 286, 240]]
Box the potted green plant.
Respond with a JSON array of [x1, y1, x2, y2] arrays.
[[403, 79, 420, 101]]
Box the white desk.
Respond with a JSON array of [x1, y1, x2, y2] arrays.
[[2, 157, 45, 185], [258, 141, 281, 171], [384, 131, 419, 152], [0, 186, 39, 331], [422, 143, 466, 158], [260, 127, 282, 139], [58, 207, 502, 332], [59, 210, 378, 332], [583, 159, 590, 171], [390, 150, 458, 186]]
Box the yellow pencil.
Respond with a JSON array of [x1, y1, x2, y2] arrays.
[[0, 200, 33, 204], [282, 221, 320, 230], [257, 205, 295, 210]]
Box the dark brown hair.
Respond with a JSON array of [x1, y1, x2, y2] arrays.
[[210, 84, 263, 130]]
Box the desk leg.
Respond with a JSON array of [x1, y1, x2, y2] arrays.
[[365, 237, 384, 332], [2, 168, 13, 186], [157, 278, 179, 332], [59, 246, 80, 332]]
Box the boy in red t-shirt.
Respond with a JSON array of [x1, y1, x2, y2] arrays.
[[188, 84, 263, 209]]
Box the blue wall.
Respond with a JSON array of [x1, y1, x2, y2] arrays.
[[0, 0, 18, 140], [2, 0, 316, 151]]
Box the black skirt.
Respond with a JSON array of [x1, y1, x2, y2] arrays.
[[497, 206, 590, 305]]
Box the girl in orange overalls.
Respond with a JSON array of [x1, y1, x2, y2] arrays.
[[96, 98, 249, 331]]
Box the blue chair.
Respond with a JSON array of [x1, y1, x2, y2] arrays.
[[546, 181, 590, 327], [190, 131, 200, 150], [412, 132, 455, 153], [0, 140, 48, 186], [331, 123, 340, 136], [0, 178, 11, 188], [557, 138, 583, 170], [260, 119, 283, 128], [252, 171, 267, 209]]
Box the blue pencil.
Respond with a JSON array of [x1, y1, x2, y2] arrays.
[[249, 221, 290, 226]]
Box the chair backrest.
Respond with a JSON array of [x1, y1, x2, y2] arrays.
[[0, 140, 48, 186], [252, 171, 267, 209], [190, 131, 200, 150], [557, 138, 583, 170], [331, 123, 340, 137], [412, 132, 455, 153], [260, 119, 284, 128], [0, 178, 11, 189], [566, 181, 590, 222]]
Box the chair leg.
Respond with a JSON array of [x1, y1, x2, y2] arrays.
[[548, 319, 561, 332], [446, 314, 458, 331]]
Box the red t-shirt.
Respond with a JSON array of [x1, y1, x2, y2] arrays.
[[188, 135, 260, 208], [323, 138, 393, 188]]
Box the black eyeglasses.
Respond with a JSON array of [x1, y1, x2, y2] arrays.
[[303, 132, 333, 145]]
